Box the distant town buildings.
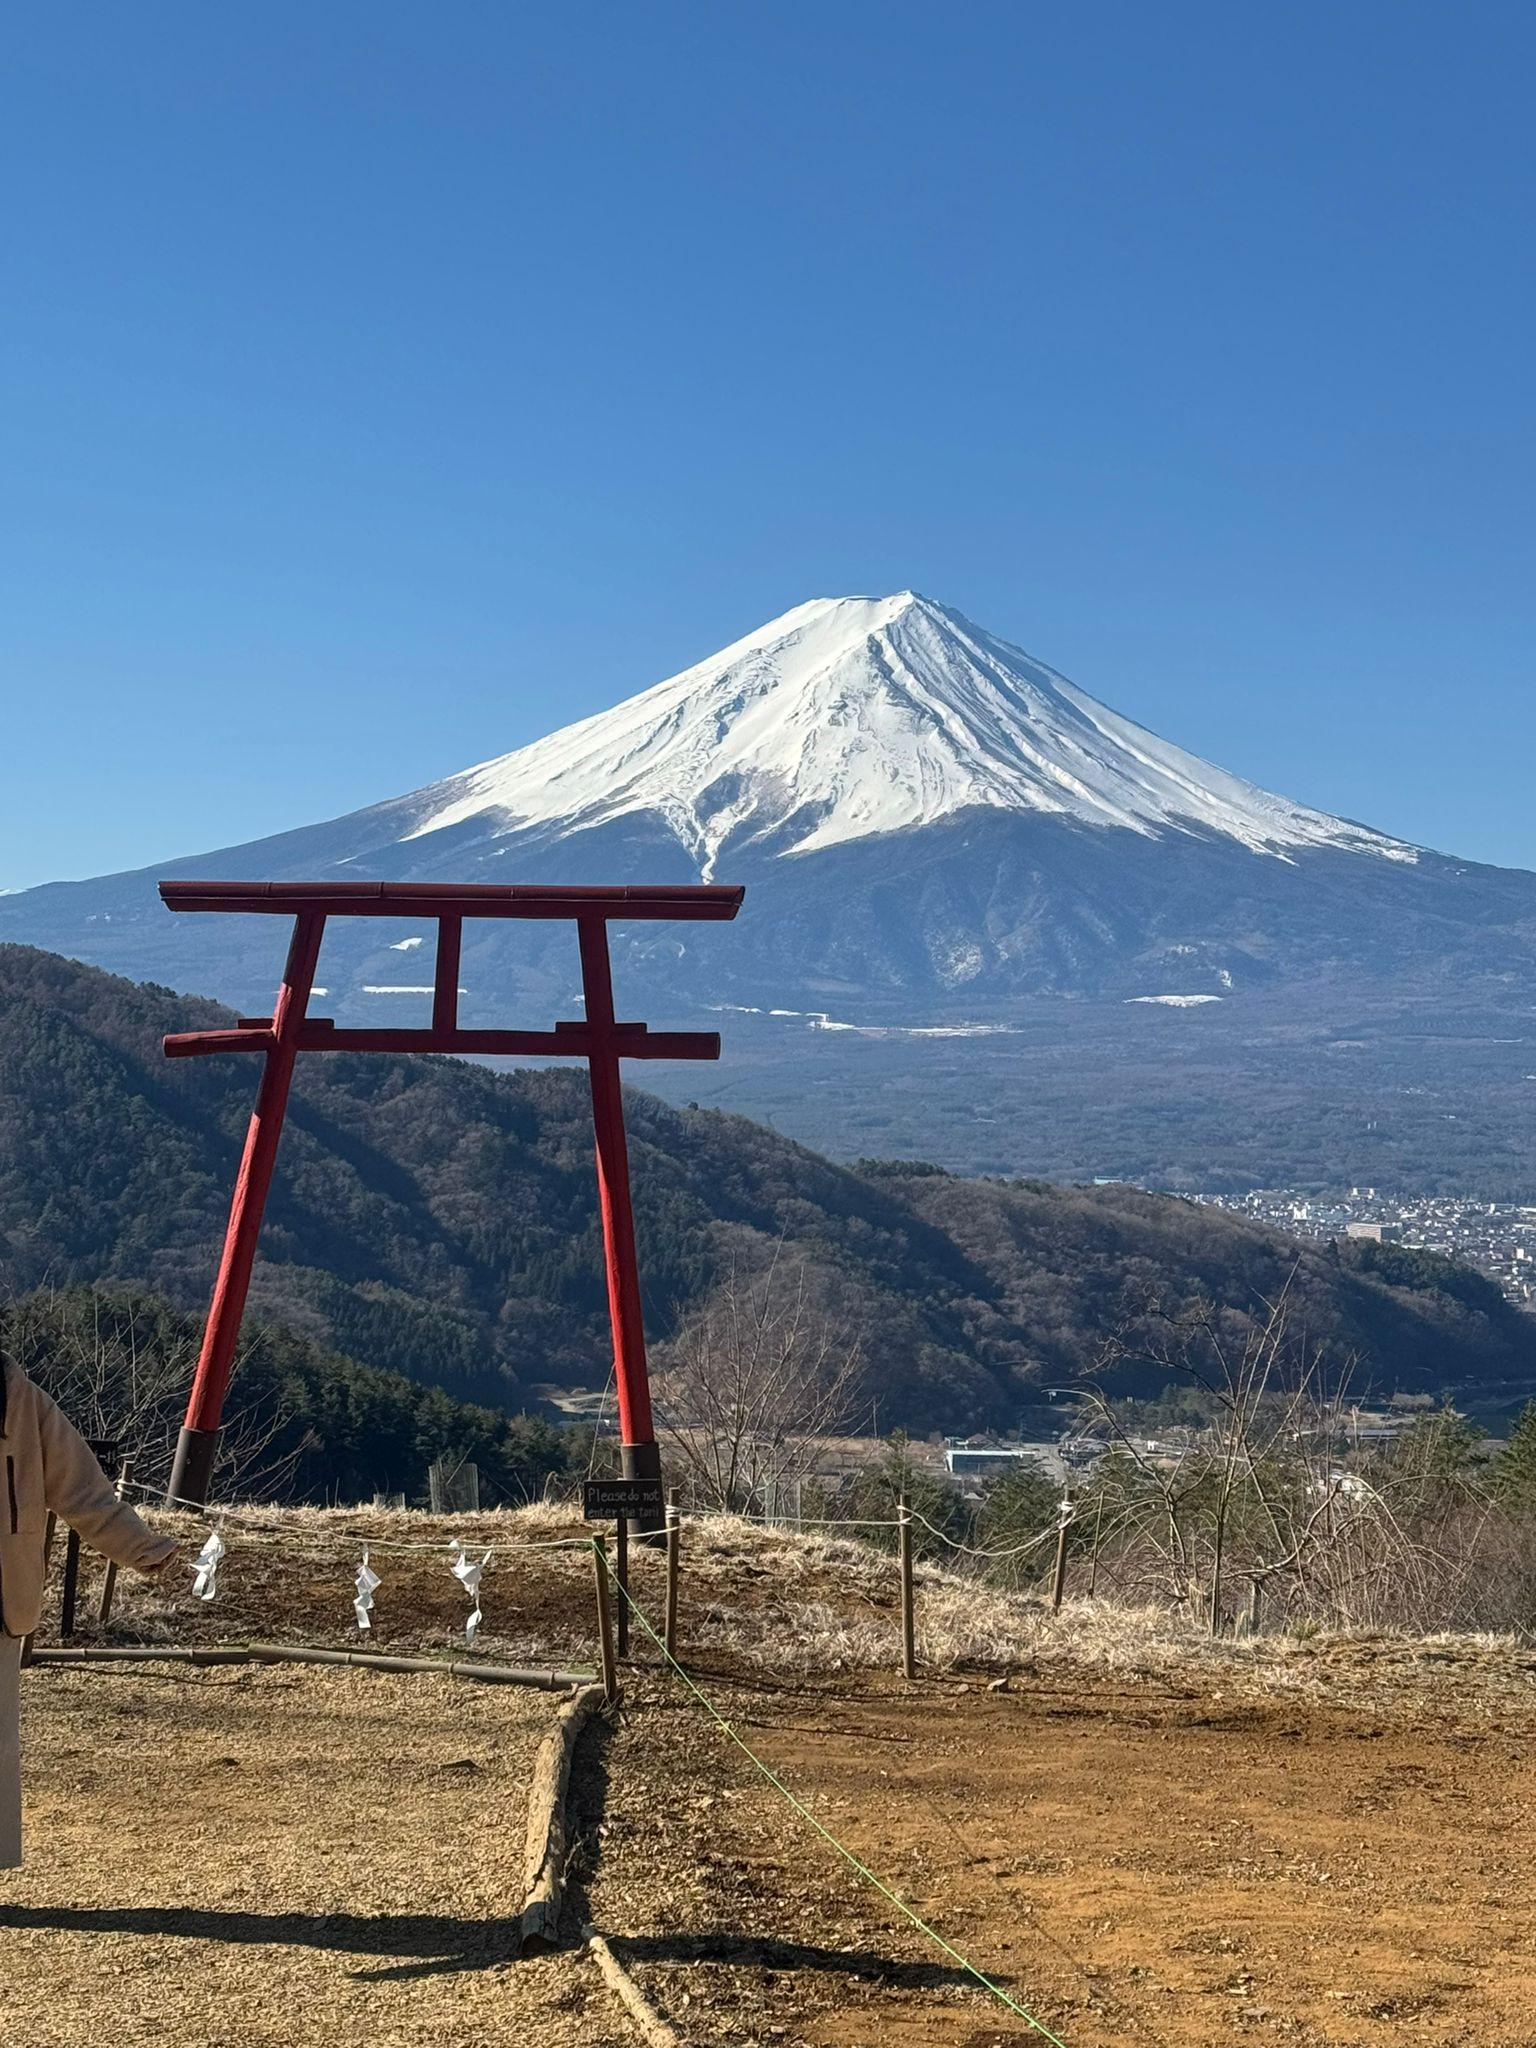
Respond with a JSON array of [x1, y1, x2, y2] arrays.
[[944, 1440, 1063, 1484], [1193, 1188, 1536, 1309]]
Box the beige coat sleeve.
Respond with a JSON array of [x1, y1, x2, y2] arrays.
[[36, 1392, 179, 1572]]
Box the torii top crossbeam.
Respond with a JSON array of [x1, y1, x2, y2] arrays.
[[159, 879, 744, 1518]]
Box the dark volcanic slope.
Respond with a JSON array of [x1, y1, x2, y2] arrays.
[[5, 808, 1536, 1011], [3, 945, 1533, 1428], [6, 810, 1536, 1199]]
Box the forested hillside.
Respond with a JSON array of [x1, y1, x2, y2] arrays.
[[1, 1285, 569, 1505], [3, 944, 1532, 1430]]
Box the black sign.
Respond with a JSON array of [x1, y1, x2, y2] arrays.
[[583, 1477, 665, 1521], [86, 1437, 122, 1481]]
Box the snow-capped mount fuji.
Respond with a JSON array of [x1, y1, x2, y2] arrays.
[[363, 591, 1418, 878], [2, 592, 1533, 1035]]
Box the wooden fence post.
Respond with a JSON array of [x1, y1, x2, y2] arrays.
[[1050, 1509, 1071, 1614], [897, 1495, 916, 1680], [1245, 1576, 1264, 1638], [98, 1456, 137, 1625], [614, 1512, 630, 1660], [663, 1487, 681, 1662], [59, 1439, 122, 1640], [59, 1529, 83, 1641], [1208, 1517, 1227, 1637], [591, 1536, 619, 1707]]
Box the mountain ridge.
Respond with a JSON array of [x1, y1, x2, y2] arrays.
[[4, 943, 1532, 1429]]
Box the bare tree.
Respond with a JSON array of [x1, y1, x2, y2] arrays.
[[1078, 1279, 1420, 1632], [654, 1246, 865, 1514], [4, 1286, 304, 1501]]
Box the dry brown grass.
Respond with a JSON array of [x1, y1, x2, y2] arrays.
[[589, 1512, 1536, 1721], [52, 1501, 1536, 1725]]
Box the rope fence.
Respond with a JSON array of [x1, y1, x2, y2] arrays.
[[41, 1476, 1115, 1701], [903, 1504, 1068, 1563], [116, 1458, 1107, 1579], [727, 1498, 1095, 1571]]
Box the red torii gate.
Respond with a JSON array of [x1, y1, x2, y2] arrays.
[[158, 878, 744, 1516]]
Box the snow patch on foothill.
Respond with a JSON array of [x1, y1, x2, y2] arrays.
[[1127, 994, 1225, 1007]]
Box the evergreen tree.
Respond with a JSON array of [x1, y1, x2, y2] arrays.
[[974, 1463, 1062, 1590], [846, 1433, 968, 1559], [1497, 1401, 1536, 1508]]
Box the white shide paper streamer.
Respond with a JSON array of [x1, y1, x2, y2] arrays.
[[190, 1527, 226, 1603], [448, 1539, 490, 1646], [354, 1548, 381, 1630]]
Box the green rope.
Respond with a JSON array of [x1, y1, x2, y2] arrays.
[[598, 1542, 1071, 2047]]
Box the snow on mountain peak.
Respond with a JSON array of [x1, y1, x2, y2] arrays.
[[398, 593, 1418, 876]]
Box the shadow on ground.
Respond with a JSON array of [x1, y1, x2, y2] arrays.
[[0, 1904, 521, 1982], [610, 1930, 987, 1990]]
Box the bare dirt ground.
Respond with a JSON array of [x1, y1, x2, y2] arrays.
[[585, 1664, 1536, 2048], [6, 1508, 1536, 2048], [0, 1665, 634, 2048]]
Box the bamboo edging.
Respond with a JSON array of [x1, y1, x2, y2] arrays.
[[585, 1927, 684, 2047], [28, 1641, 591, 1690], [519, 1682, 609, 1951]]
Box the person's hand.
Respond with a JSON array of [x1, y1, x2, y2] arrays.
[[136, 1549, 183, 1579]]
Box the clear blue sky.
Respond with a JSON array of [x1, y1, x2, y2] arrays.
[[3, 2, 1533, 890]]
